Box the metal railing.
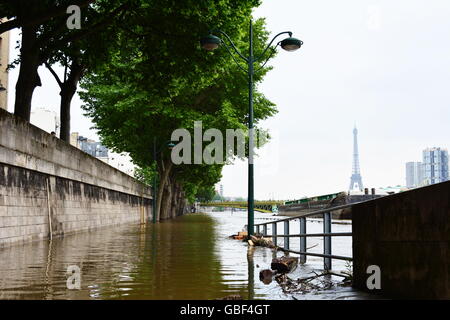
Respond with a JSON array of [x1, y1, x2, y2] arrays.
[[254, 202, 359, 271]]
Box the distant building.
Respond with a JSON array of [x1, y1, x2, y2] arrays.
[[30, 108, 60, 135], [77, 135, 109, 159], [0, 21, 10, 110], [422, 147, 449, 185], [405, 162, 423, 188], [70, 132, 80, 148], [70, 132, 135, 176], [219, 185, 224, 197]]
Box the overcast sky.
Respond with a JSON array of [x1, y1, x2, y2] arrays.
[[7, 0, 450, 200]]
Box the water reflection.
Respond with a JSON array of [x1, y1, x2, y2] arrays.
[[0, 214, 231, 299], [0, 211, 367, 300], [247, 246, 255, 300]]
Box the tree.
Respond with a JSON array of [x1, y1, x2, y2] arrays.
[[0, 0, 94, 35], [1, 0, 129, 122], [195, 186, 216, 203], [80, 2, 277, 220]]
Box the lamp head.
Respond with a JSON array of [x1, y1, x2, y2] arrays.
[[200, 34, 221, 51], [280, 37, 303, 52]]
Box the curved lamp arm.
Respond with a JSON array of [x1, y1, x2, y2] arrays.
[[254, 46, 277, 73], [220, 40, 249, 73], [210, 29, 248, 63], [254, 31, 292, 62]]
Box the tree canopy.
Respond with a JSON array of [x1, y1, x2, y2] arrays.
[[2, 0, 280, 220], [80, 1, 278, 219]]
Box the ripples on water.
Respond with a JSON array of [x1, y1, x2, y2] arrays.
[[0, 210, 368, 300]]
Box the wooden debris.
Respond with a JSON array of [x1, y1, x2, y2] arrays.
[[229, 230, 248, 240], [271, 256, 298, 273], [248, 239, 255, 246], [249, 235, 276, 248], [259, 269, 275, 284]]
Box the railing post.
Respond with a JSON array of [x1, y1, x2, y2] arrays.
[[256, 225, 260, 235], [323, 212, 332, 271], [299, 217, 306, 264], [284, 220, 290, 250], [263, 224, 267, 237], [272, 222, 277, 246]]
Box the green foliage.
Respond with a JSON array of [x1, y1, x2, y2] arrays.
[[195, 185, 216, 203], [78, 0, 278, 205], [134, 165, 157, 187], [2, 0, 281, 211], [212, 192, 223, 201]]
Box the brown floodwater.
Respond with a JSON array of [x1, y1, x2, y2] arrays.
[[0, 210, 373, 300]]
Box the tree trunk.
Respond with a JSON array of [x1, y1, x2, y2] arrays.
[[168, 183, 176, 220], [156, 157, 172, 221], [176, 186, 185, 217], [160, 176, 172, 220], [171, 182, 180, 219], [59, 61, 83, 142], [14, 25, 41, 120]]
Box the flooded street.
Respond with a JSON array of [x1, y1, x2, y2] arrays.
[[0, 210, 373, 300]]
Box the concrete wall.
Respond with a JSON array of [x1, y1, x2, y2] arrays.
[[0, 109, 153, 248], [352, 181, 450, 299]]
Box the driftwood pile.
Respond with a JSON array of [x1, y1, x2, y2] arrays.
[[228, 231, 248, 240], [271, 256, 298, 273], [275, 272, 338, 294], [230, 230, 352, 295], [247, 235, 276, 248], [247, 235, 318, 253], [259, 256, 299, 285]]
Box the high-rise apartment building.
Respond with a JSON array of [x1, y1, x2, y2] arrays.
[[405, 162, 423, 188], [422, 147, 449, 185], [0, 19, 10, 110]]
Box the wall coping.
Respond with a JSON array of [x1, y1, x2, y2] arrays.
[[0, 109, 152, 198]]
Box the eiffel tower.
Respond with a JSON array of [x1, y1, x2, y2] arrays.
[[349, 126, 364, 191]]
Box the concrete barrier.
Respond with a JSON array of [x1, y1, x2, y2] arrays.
[[352, 181, 449, 299], [0, 109, 153, 248]]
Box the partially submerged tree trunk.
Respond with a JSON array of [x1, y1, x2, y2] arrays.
[[160, 175, 173, 220], [158, 176, 188, 221], [156, 157, 173, 221], [168, 180, 178, 220]]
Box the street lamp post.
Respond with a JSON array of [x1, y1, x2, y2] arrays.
[[201, 20, 302, 236]]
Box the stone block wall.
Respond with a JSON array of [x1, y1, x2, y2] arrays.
[[0, 109, 153, 247]]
